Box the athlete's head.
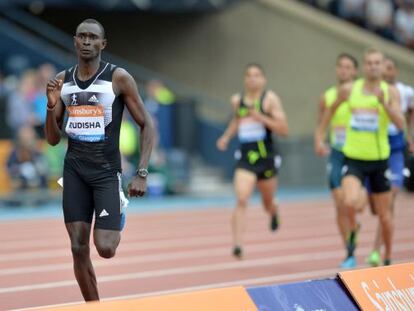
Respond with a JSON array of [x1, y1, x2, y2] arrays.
[[363, 48, 385, 81], [74, 19, 106, 61], [336, 53, 358, 84], [382, 57, 398, 84], [244, 63, 266, 93]]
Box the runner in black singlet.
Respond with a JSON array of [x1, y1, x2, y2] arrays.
[[44, 19, 155, 301], [216, 64, 289, 258]]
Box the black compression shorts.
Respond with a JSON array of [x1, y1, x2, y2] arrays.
[[343, 157, 391, 193], [62, 157, 122, 231], [236, 156, 280, 180]]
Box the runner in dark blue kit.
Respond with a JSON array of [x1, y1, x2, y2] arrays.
[[44, 19, 154, 301]]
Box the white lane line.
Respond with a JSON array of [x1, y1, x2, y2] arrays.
[[1, 241, 413, 295], [1, 202, 413, 244], [0, 222, 412, 263], [0, 228, 413, 277], [0, 211, 339, 247], [1, 204, 413, 247], [11, 258, 413, 311]]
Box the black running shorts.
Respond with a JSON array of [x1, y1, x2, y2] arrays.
[[343, 157, 391, 193], [236, 156, 280, 180], [62, 157, 122, 231]]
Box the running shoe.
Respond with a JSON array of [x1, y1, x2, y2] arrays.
[[383, 259, 392, 266], [270, 214, 279, 232], [366, 250, 381, 267], [232, 246, 243, 259], [340, 256, 356, 269]]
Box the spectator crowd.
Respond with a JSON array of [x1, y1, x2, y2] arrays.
[[0, 62, 180, 205], [300, 0, 414, 49]]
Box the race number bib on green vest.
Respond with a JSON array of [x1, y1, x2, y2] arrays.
[[350, 108, 379, 132], [65, 105, 105, 142]]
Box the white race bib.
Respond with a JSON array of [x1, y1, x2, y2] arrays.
[[332, 126, 346, 147], [350, 108, 379, 132], [238, 120, 266, 143], [65, 105, 105, 142]]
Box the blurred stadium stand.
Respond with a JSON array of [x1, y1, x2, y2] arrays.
[[0, 0, 240, 12], [0, 0, 414, 197]]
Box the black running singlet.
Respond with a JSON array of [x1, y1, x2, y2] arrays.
[[60, 61, 124, 171], [236, 91, 275, 162]]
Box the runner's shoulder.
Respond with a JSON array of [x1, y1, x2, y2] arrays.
[[112, 67, 135, 95], [265, 90, 281, 103], [112, 67, 132, 80]]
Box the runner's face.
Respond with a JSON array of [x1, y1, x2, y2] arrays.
[[336, 57, 357, 84], [74, 23, 106, 61], [382, 59, 397, 83], [364, 52, 384, 81], [244, 67, 266, 92]]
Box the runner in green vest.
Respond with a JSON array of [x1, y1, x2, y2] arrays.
[[319, 49, 405, 269], [314, 53, 358, 261], [216, 63, 289, 259]]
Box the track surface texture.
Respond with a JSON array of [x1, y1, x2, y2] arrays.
[[0, 192, 413, 310]]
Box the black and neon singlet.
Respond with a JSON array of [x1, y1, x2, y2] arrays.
[[237, 91, 275, 164], [60, 61, 125, 171]]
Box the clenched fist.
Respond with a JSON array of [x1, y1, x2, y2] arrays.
[[46, 78, 63, 109]]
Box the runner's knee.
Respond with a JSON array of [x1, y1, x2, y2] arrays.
[[95, 240, 117, 259], [342, 194, 358, 211], [236, 198, 248, 208], [71, 242, 90, 259]]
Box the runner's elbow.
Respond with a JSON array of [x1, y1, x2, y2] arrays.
[[277, 127, 288, 137], [279, 124, 289, 136], [396, 118, 406, 130], [47, 139, 60, 146], [46, 134, 60, 146]]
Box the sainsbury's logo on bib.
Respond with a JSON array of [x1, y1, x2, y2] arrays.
[[66, 105, 105, 142]]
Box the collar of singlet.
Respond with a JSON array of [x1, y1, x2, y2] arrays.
[[72, 61, 108, 90], [240, 90, 267, 110]]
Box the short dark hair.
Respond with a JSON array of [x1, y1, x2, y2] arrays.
[[337, 53, 358, 69], [77, 19, 105, 38], [384, 56, 398, 68], [245, 63, 265, 75]]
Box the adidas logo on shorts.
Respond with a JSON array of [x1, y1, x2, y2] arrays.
[[99, 209, 109, 217], [88, 95, 99, 103]]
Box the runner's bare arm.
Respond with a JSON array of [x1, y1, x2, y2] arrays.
[[407, 108, 414, 153], [216, 94, 240, 151], [250, 91, 288, 136], [314, 94, 327, 155], [318, 94, 327, 124], [381, 85, 405, 130], [314, 83, 351, 156], [113, 68, 155, 171], [45, 71, 66, 146]]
